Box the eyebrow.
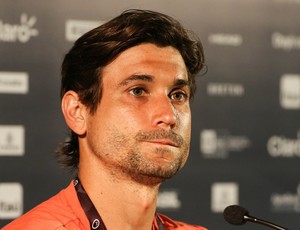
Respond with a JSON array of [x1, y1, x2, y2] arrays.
[[174, 79, 190, 88], [119, 74, 153, 86], [118, 74, 190, 88]]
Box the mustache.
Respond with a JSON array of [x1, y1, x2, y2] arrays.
[[135, 129, 185, 147]]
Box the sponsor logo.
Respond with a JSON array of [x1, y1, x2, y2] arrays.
[[0, 183, 23, 219], [270, 184, 300, 212], [0, 125, 25, 156], [280, 74, 300, 109], [0, 14, 38, 43], [200, 129, 251, 158], [211, 182, 239, 213], [157, 189, 181, 211], [208, 33, 243, 46], [65, 19, 105, 42], [272, 32, 300, 51], [267, 131, 300, 157], [207, 83, 245, 97], [0, 71, 29, 94]]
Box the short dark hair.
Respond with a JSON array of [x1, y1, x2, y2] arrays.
[[57, 9, 206, 170]]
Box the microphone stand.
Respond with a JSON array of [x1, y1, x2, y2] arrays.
[[244, 215, 289, 230]]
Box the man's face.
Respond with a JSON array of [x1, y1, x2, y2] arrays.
[[84, 43, 191, 185]]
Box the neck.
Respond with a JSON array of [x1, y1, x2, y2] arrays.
[[78, 155, 161, 230]]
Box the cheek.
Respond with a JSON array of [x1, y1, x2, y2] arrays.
[[178, 108, 191, 132], [120, 106, 150, 128], [89, 102, 145, 138]]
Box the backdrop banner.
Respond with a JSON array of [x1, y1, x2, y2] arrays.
[[1, 1, 300, 229]]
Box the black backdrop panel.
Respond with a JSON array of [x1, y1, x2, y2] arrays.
[[1, 0, 300, 229]]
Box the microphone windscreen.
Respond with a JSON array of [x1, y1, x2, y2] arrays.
[[223, 205, 249, 225]]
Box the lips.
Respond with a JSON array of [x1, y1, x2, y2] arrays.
[[135, 129, 184, 148], [144, 139, 179, 147]]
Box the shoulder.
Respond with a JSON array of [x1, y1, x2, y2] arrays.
[[157, 213, 207, 230], [2, 181, 88, 230], [156, 213, 207, 230]]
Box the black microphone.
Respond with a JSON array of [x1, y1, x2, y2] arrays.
[[223, 205, 289, 230]]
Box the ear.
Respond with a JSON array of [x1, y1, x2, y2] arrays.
[[61, 91, 87, 135]]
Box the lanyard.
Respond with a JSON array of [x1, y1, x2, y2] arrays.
[[74, 178, 165, 230], [74, 178, 106, 229]]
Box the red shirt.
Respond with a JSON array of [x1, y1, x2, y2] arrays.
[[3, 181, 207, 230]]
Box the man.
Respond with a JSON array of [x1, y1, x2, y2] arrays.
[[3, 9, 206, 229]]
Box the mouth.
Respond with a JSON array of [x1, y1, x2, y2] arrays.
[[145, 139, 179, 148], [135, 129, 184, 149]]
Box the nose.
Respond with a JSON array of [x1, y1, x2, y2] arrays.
[[151, 95, 177, 129]]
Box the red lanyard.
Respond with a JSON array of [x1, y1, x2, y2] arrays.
[[74, 178, 165, 230]]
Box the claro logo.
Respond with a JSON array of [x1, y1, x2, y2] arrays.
[[267, 132, 300, 157], [0, 14, 38, 43]]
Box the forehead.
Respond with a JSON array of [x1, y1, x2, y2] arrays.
[[102, 43, 188, 83]]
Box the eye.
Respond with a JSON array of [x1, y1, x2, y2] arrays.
[[169, 90, 188, 102], [129, 87, 146, 97]]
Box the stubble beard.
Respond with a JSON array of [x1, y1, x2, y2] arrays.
[[116, 129, 190, 186]]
